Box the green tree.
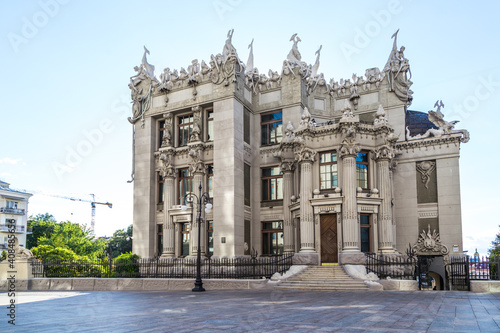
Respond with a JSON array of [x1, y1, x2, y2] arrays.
[[489, 225, 500, 257], [28, 213, 106, 260], [107, 225, 133, 258], [26, 213, 57, 249]]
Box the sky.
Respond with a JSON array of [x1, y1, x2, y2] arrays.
[[0, 1, 499, 255]]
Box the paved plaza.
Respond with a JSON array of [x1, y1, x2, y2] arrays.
[[1, 289, 500, 332]]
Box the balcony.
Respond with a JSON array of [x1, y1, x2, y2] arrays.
[[0, 224, 28, 233], [0, 207, 26, 215]]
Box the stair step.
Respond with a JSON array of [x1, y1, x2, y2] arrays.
[[275, 265, 369, 291]]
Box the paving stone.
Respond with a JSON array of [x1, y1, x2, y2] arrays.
[[0, 289, 499, 331]]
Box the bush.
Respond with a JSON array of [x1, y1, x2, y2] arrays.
[[0, 250, 6, 262], [112, 252, 140, 277]]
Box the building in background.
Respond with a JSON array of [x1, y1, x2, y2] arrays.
[[0, 180, 33, 249], [128, 31, 469, 266]]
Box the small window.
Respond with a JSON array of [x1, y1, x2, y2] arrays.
[[261, 111, 283, 145], [207, 221, 213, 255], [261, 167, 283, 201], [206, 109, 214, 142], [360, 214, 371, 253], [207, 165, 214, 198], [244, 163, 251, 206], [356, 151, 369, 189], [158, 175, 165, 204], [181, 223, 190, 256], [320, 151, 338, 190], [159, 120, 165, 148], [244, 108, 251, 144]]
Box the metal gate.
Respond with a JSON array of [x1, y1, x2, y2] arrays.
[[416, 256, 434, 290], [447, 255, 470, 291]]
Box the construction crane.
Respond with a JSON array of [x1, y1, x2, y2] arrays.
[[25, 190, 112, 235]]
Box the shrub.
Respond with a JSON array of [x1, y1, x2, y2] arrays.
[[112, 252, 140, 277]]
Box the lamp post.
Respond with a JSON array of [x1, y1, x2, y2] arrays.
[[181, 183, 212, 292]]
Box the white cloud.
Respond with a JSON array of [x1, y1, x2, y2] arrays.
[[0, 157, 22, 165]]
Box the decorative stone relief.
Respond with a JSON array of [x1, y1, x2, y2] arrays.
[[339, 126, 360, 158], [374, 104, 389, 126], [383, 30, 413, 106], [416, 161, 436, 189], [406, 100, 470, 143], [295, 147, 316, 164], [280, 161, 296, 173], [412, 224, 449, 255], [373, 145, 395, 161], [161, 113, 173, 147], [189, 106, 202, 142], [188, 148, 206, 174], [158, 152, 176, 178], [128, 46, 157, 127]]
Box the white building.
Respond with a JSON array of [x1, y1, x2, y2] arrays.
[[0, 180, 33, 249], [128, 31, 469, 266]]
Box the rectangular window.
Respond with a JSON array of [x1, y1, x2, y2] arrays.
[[244, 108, 251, 144], [207, 165, 214, 198], [244, 163, 251, 206], [178, 168, 193, 204], [158, 175, 165, 204], [159, 120, 165, 148], [320, 151, 338, 190], [157, 225, 163, 257], [261, 111, 283, 145], [356, 151, 369, 189], [178, 114, 194, 147], [360, 214, 371, 253], [206, 109, 214, 141], [181, 223, 190, 256], [207, 221, 213, 255], [6, 201, 18, 209], [262, 221, 284, 255], [261, 167, 283, 201]]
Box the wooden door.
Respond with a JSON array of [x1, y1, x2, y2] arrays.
[[320, 214, 338, 263]]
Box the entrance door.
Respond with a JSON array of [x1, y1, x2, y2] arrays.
[[320, 214, 338, 263]]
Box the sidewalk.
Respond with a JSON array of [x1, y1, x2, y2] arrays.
[[2, 289, 499, 332]]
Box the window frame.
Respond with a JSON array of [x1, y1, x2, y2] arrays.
[[158, 120, 165, 148], [205, 108, 214, 142], [206, 165, 214, 199], [261, 166, 283, 202], [360, 214, 371, 253], [261, 221, 284, 256], [177, 113, 194, 147], [319, 151, 338, 191], [356, 151, 370, 190], [178, 168, 194, 205], [158, 174, 165, 204], [260, 110, 283, 146]]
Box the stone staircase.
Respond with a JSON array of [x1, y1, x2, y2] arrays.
[[275, 265, 369, 291]]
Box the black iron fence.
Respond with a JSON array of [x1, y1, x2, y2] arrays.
[[468, 255, 500, 280], [365, 253, 416, 280], [31, 254, 294, 279]]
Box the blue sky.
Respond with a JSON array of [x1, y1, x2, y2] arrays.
[[0, 1, 499, 255]]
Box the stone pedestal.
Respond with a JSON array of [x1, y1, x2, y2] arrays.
[[0, 259, 34, 280]]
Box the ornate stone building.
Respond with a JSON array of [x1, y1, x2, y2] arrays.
[[129, 31, 469, 265]]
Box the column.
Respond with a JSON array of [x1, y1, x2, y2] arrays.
[[160, 152, 176, 257], [281, 161, 295, 253], [162, 176, 176, 257], [375, 155, 394, 252], [340, 149, 360, 252], [296, 148, 316, 253], [188, 148, 206, 256]]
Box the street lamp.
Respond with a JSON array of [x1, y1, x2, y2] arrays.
[[181, 183, 212, 292]]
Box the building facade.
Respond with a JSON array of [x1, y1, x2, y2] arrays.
[[0, 180, 33, 250], [129, 31, 469, 265]]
